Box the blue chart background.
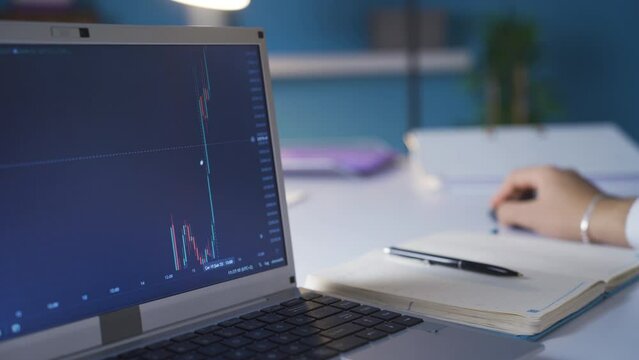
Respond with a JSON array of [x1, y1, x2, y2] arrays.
[[0, 45, 286, 340]]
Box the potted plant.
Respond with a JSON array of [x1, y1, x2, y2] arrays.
[[472, 16, 559, 128]]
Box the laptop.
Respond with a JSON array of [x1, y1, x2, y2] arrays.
[[0, 21, 542, 360]]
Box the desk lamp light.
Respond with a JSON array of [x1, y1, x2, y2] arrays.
[[171, 0, 250, 11]]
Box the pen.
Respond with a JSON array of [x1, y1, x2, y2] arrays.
[[383, 246, 522, 277]]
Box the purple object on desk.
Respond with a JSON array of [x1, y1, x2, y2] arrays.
[[281, 145, 397, 176]]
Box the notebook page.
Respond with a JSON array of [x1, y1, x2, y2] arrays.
[[402, 232, 639, 287], [305, 250, 600, 318]]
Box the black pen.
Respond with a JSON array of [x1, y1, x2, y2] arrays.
[[384, 246, 522, 277]]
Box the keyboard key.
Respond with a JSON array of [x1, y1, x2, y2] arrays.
[[146, 340, 173, 350], [173, 352, 205, 360], [326, 335, 368, 352], [141, 349, 172, 360], [171, 333, 198, 342], [256, 351, 288, 360], [277, 302, 323, 317], [167, 342, 199, 354], [221, 336, 253, 348], [224, 348, 254, 360], [279, 342, 310, 355], [235, 319, 266, 331], [320, 323, 364, 339], [240, 311, 264, 320], [372, 310, 401, 321], [281, 298, 305, 307], [375, 322, 406, 334], [351, 305, 380, 315], [306, 306, 341, 320], [244, 328, 274, 340], [299, 335, 332, 347], [353, 316, 383, 328], [392, 315, 424, 327], [119, 348, 146, 358], [265, 322, 295, 333], [285, 315, 314, 326], [311, 311, 361, 330], [195, 324, 222, 334], [269, 333, 299, 345], [332, 300, 360, 310], [215, 327, 245, 338], [307, 347, 339, 360], [287, 355, 314, 360], [248, 340, 278, 352], [290, 326, 320, 337], [312, 296, 340, 305], [261, 304, 285, 313], [197, 343, 228, 357], [219, 318, 244, 327], [191, 334, 222, 346], [299, 292, 322, 300], [356, 328, 387, 341], [257, 313, 286, 324]]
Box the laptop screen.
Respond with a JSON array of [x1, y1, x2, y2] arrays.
[[0, 44, 287, 341]]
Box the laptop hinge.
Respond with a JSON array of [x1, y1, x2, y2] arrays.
[[100, 306, 143, 345]]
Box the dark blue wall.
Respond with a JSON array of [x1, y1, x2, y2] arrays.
[[2, 0, 637, 149]]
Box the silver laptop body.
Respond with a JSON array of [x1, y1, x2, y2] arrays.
[[0, 21, 541, 360]]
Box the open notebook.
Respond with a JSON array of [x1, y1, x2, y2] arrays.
[[305, 232, 639, 338]]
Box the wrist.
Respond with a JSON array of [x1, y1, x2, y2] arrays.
[[589, 196, 635, 247]]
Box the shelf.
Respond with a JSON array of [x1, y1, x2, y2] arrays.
[[268, 49, 472, 79]]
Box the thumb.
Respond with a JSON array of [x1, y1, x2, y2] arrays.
[[496, 201, 538, 230]]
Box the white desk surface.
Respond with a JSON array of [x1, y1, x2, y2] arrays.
[[284, 161, 639, 360]]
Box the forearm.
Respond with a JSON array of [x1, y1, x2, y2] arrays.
[[589, 197, 636, 247]]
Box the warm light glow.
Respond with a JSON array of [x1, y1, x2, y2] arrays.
[[172, 0, 250, 11]]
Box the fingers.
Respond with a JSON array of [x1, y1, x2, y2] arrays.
[[490, 166, 549, 208], [495, 201, 540, 231]]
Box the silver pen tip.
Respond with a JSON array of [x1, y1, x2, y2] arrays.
[[383, 247, 391, 254]]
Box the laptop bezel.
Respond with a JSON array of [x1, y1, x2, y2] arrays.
[[0, 21, 297, 359]]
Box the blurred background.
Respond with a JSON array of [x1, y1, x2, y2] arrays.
[[2, 0, 638, 152]]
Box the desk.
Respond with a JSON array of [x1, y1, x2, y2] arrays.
[[284, 161, 639, 360]]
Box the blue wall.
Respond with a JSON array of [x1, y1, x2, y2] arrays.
[[236, 0, 639, 149], [83, 0, 187, 25], [2, 0, 638, 149], [0, 0, 188, 24]]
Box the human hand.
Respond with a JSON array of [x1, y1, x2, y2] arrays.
[[491, 166, 633, 246]]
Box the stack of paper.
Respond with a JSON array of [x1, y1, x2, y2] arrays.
[[404, 123, 639, 183]]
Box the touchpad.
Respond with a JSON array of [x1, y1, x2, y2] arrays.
[[345, 323, 541, 360]]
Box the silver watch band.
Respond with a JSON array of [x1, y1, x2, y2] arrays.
[[580, 194, 605, 244]]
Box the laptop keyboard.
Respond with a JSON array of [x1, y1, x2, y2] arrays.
[[110, 292, 423, 360]]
